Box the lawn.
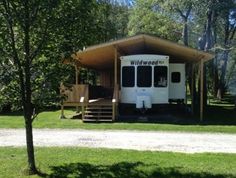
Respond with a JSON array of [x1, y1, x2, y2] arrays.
[[0, 107, 236, 133], [0, 147, 236, 178]]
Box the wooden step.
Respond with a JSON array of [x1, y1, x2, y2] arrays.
[[85, 111, 112, 114], [88, 103, 112, 106], [83, 118, 113, 122], [84, 115, 113, 118], [83, 99, 114, 122], [86, 106, 112, 109]]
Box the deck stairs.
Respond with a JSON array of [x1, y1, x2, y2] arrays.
[[83, 99, 113, 122]]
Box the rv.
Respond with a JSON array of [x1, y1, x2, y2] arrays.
[[120, 54, 185, 111]]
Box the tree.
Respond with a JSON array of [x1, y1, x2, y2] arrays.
[[128, 0, 182, 41], [0, 0, 59, 174], [0, 0, 131, 114], [216, 3, 236, 99], [161, 0, 195, 46]]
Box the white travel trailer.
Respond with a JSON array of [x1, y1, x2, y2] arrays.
[[120, 54, 185, 110]]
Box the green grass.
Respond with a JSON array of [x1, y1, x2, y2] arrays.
[[0, 109, 236, 133], [0, 147, 236, 178]]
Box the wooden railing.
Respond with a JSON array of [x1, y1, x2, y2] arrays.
[[60, 83, 118, 121], [112, 84, 119, 121], [60, 83, 89, 119], [60, 83, 89, 103]]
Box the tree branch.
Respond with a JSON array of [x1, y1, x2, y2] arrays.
[[175, 8, 185, 19], [229, 26, 236, 41], [9, 1, 25, 29], [29, 22, 49, 62], [2, 0, 26, 104], [2, 1, 21, 68], [30, 0, 40, 25], [186, 4, 192, 18]]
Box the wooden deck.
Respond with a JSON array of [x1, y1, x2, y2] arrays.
[[60, 84, 119, 122], [62, 98, 115, 122], [63, 98, 112, 106]]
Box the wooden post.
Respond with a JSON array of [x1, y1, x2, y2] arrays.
[[75, 65, 79, 113], [75, 65, 79, 85], [112, 101, 116, 121], [113, 46, 118, 121], [191, 63, 195, 114], [114, 46, 118, 86], [60, 104, 65, 119], [60, 82, 66, 119], [200, 58, 204, 121], [81, 103, 85, 122]]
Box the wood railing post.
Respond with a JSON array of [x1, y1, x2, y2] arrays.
[[80, 84, 88, 122], [59, 83, 66, 119], [81, 103, 85, 121], [112, 84, 119, 121], [112, 101, 116, 121]]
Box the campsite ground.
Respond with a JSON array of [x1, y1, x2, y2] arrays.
[[0, 104, 235, 133], [1, 147, 236, 178], [0, 99, 235, 177], [1, 129, 236, 153]]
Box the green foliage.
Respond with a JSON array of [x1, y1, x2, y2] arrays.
[[0, 0, 130, 112], [0, 0, 235, 112], [128, 0, 182, 41]]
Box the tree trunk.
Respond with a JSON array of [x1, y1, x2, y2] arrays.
[[24, 116, 37, 174], [23, 61, 37, 174], [203, 64, 207, 107], [23, 0, 37, 173], [183, 18, 188, 46], [213, 55, 219, 97], [203, 4, 215, 107], [217, 50, 229, 99]]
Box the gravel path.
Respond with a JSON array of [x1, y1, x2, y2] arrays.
[[0, 129, 236, 153]]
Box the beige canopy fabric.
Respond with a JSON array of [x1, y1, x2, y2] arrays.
[[71, 34, 214, 70]]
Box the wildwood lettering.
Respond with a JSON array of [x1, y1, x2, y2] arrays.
[[130, 60, 165, 65]]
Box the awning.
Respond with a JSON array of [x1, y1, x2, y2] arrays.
[[71, 34, 214, 70]]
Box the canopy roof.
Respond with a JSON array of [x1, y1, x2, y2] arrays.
[[71, 34, 214, 70]]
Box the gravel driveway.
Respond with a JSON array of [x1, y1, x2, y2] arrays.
[[0, 129, 236, 153]]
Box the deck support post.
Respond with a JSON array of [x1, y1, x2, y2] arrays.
[[191, 63, 195, 115], [75, 64, 80, 113], [60, 82, 66, 119], [112, 102, 115, 121], [113, 46, 118, 121], [200, 58, 204, 121], [114, 46, 118, 86], [81, 103, 85, 122], [60, 104, 66, 119]]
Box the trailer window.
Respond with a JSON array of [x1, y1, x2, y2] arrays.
[[154, 66, 168, 87], [171, 72, 181, 83], [137, 66, 152, 87], [122, 66, 135, 87]]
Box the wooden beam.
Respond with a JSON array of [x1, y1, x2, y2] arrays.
[[200, 59, 204, 121], [75, 65, 79, 85], [75, 65, 79, 112], [114, 46, 118, 86], [191, 63, 195, 114]]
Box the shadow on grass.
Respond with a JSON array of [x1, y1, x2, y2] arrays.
[[117, 103, 236, 125], [0, 111, 23, 116], [45, 162, 231, 178], [203, 105, 236, 125]]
